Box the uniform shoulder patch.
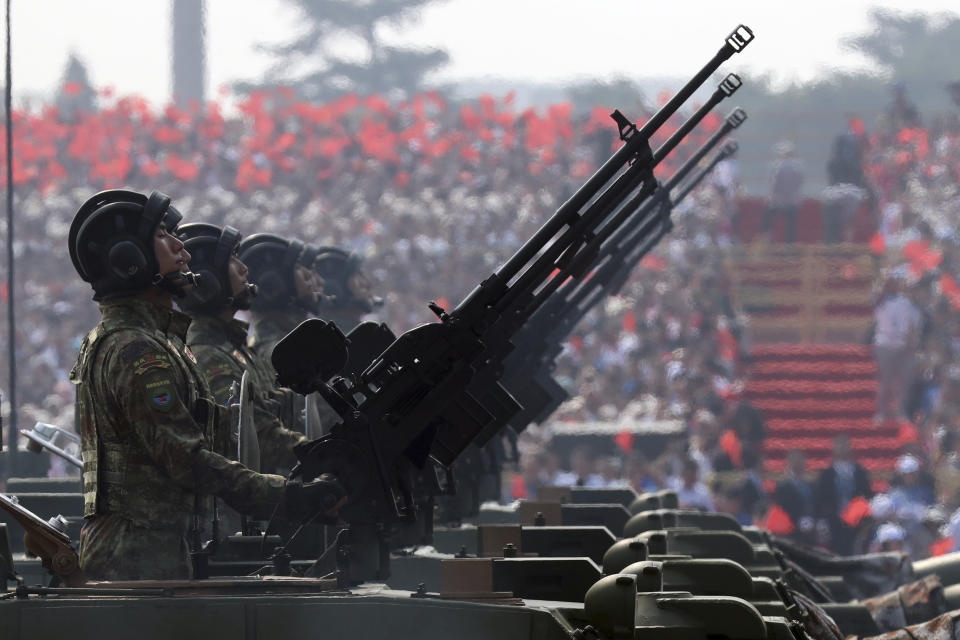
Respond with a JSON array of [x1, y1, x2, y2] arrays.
[[183, 346, 198, 365], [141, 370, 177, 412], [133, 353, 173, 376]]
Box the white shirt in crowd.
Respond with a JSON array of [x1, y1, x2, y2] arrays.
[[667, 477, 715, 511], [874, 293, 921, 350]]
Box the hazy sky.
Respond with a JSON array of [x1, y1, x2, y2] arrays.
[[9, 0, 960, 106]]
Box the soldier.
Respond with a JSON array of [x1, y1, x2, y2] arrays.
[[177, 223, 306, 474], [239, 234, 322, 377], [68, 190, 343, 580], [313, 247, 381, 333], [240, 234, 329, 434]]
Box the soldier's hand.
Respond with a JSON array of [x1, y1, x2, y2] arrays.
[[284, 474, 347, 524]]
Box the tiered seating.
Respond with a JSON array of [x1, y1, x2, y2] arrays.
[[734, 197, 875, 244], [732, 244, 874, 343], [747, 344, 901, 474]]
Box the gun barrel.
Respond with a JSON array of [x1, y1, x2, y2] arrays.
[[454, 26, 753, 318], [664, 108, 745, 193], [502, 129, 744, 432], [673, 140, 739, 204], [639, 26, 752, 142], [652, 73, 741, 166]]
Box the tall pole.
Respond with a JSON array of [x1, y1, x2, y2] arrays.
[[4, 0, 15, 478], [172, 0, 206, 108]]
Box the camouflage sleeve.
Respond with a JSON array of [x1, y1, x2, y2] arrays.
[[196, 344, 305, 471], [250, 365, 306, 471], [104, 335, 286, 513], [255, 400, 307, 472], [191, 344, 244, 407]]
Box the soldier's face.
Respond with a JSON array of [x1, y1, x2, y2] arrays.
[[348, 269, 372, 301], [228, 255, 249, 297], [154, 224, 192, 277], [294, 264, 324, 306]]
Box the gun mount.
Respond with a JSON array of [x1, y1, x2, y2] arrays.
[[272, 26, 755, 585]]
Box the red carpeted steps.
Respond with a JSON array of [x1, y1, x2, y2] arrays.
[[747, 344, 901, 474]]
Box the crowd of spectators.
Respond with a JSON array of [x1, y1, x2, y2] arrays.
[[12, 81, 960, 559], [0, 86, 733, 470], [517, 87, 960, 559], [852, 89, 960, 557]]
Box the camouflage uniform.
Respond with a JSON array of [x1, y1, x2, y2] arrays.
[[71, 298, 286, 580], [186, 314, 306, 472], [249, 307, 306, 377], [250, 307, 338, 433]]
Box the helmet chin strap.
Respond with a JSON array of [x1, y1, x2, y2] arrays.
[[153, 270, 200, 298], [228, 282, 258, 311]]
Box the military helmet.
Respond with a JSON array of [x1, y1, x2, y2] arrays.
[[69, 189, 184, 301], [177, 223, 247, 315], [238, 234, 317, 311], [313, 246, 363, 309]]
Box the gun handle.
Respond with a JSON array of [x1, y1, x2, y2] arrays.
[[0, 494, 85, 587], [23, 529, 85, 587]]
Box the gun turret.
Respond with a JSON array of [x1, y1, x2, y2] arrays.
[[273, 25, 755, 585]]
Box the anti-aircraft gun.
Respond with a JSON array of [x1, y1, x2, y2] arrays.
[[428, 80, 747, 521], [270, 24, 756, 586], [501, 132, 743, 434], [439, 133, 744, 525]]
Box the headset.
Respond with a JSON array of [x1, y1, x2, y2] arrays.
[[238, 234, 308, 311], [69, 190, 187, 300], [178, 223, 246, 314]]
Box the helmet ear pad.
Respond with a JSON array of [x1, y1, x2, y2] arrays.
[[254, 269, 288, 308], [190, 268, 222, 306], [314, 247, 361, 306], [75, 200, 157, 295], [107, 239, 149, 281]]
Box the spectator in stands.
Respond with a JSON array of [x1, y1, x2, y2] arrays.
[[912, 506, 948, 560], [763, 141, 804, 243], [888, 454, 935, 512], [738, 449, 768, 520], [774, 450, 816, 542], [874, 522, 907, 553], [725, 392, 767, 459], [873, 276, 923, 423], [822, 183, 866, 244], [886, 82, 922, 131], [625, 452, 660, 494], [668, 457, 715, 511], [566, 445, 605, 488], [815, 434, 873, 554], [827, 119, 868, 188], [853, 493, 895, 555], [715, 484, 750, 526]]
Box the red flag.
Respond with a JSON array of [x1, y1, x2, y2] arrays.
[[568, 336, 583, 354], [931, 537, 955, 557], [720, 429, 742, 468], [897, 420, 919, 447], [640, 254, 666, 271], [615, 430, 634, 454], [764, 504, 795, 535], [941, 274, 960, 310], [510, 474, 528, 500], [841, 496, 871, 528]]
